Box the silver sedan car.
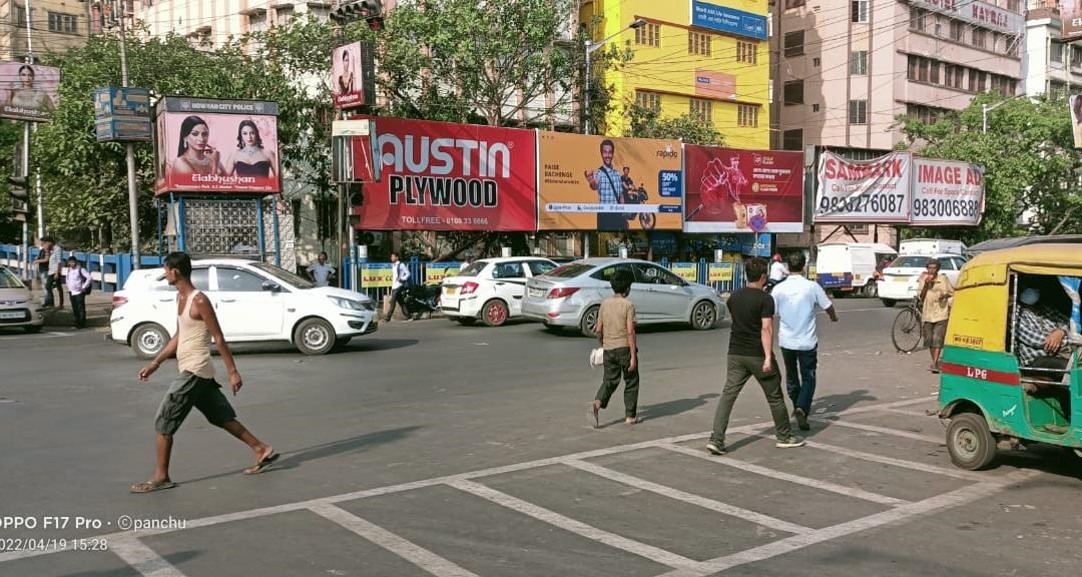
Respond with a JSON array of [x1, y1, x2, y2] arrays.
[[522, 258, 726, 337]]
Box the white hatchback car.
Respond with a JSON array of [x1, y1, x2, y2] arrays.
[[876, 253, 967, 307], [439, 257, 558, 326], [110, 259, 379, 358], [0, 266, 45, 333]]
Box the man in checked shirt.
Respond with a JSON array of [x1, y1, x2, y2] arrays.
[[584, 139, 629, 231], [1015, 286, 1071, 389]]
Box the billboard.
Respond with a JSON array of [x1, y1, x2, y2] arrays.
[[815, 151, 912, 224], [1072, 94, 1082, 149], [0, 62, 59, 122], [684, 146, 804, 233], [910, 158, 985, 226], [538, 133, 683, 231], [694, 69, 736, 100], [94, 87, 152, 142], [332, 42, 376, 109], [153, 97, 281, 195], [351, 117, 538, 231], [691, 1, 767, 40], [909, 0, 1024, 35], [1065, 1, 1082, 41]]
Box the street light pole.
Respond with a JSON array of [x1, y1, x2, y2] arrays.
[[582, 18, 646, 136], [117, 2, 142, 269], [982, 94, 1026, 134], [21, 0, 33, 279]]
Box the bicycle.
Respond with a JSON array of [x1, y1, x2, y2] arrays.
[[891, 299, 924, 353]]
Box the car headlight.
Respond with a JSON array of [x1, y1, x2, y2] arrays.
[[328, 296, 369, 311]]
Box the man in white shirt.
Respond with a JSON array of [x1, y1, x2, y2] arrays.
[[771, 252, 837, 431], [306, 252, 336, 287], [384, 252, 413, 322], [769, 253, 789, 284]]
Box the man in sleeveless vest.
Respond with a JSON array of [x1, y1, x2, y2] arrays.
[[131, 252, 277, 493]]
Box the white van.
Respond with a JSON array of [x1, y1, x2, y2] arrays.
[[815, 243, 898, 297], [899, 238, 966, 257]]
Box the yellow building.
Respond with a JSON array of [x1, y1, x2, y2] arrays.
[[581, 0, 770, 150]]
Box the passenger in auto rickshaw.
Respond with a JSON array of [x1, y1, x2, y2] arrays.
[[1016, 285, 1072, 391]]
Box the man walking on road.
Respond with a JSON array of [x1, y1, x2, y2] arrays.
[[771, 252, 837, 431], [131, 252, 277, 493], [385, 252, 413, 322], [917, 258, 954, 373], [590, 269, 639, 427], [707, 257, 804, 455]]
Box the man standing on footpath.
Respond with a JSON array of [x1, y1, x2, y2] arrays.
[[771, 252, 837, 431], [306, 251, 336, 287], [65, 257, 92, 329], [385, 252, 413, 322], [131, 252, 277, 493], [707, 257, 804, 455], [916, 258, 954, 373], [589, 269, 639, 427]]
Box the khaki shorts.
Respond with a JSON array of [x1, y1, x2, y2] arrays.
[[923, 320, 947, 349], [154, 371, 237, 435]]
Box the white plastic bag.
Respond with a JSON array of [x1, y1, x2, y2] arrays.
[[589, 347, 604, 368]]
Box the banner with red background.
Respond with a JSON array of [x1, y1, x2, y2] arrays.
[[352, 117, 538, 231], [683, 146, 804, 233]]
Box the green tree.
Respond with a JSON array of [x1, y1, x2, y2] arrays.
[[625, 104, 724, 146], [897, 94, 1082, 243]]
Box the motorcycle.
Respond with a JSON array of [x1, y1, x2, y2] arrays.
[[401, 283, 441, 318], [765, 277, 787, 294]]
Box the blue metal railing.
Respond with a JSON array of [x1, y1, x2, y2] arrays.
[[0, 244, 164, 293]]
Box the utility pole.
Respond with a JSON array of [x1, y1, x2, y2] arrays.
[[116, 1, 142, 269], [21, 0, 34, 279]]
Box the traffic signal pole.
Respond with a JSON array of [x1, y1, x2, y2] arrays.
[[20, 0, 32, 279], [118, 5, 141, 269]]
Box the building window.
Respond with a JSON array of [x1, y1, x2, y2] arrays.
[[812, 103, 820, 112], [1072, 46, 1082, 69], [275, 6, 294, 25], [48, 11, 78, 33], [850, 50, 868, 75], [635, 91, 661, 112], [689, 98, 713, 121], [737, 105, 759, 128], [971, 28, 987, 50], [930, 61, 940, 84], [247, 10, 268, 33], [784, 80, 804, 105], [786, 0, 806, 7], [782, 129, 803, 151], [848, 99, 868, 124], [736, 41, 758, 64], [15, 6, 29, 27], [1052, 42, 1065, 64], [851, 0, 869, 23], [309, 5, 331, 21], [934, 15, 943, 36], [910, 7, 927, 32], [784, 30, 804, 57], [635, 23, 661, 47], [1007, 0, 1021, 11], [968, 70, 987, 93], [907, 55, 930, 83], [1005, 34, 1019, 57], [949, 21, 965, 42], [688, 32, 711, 56], [812, 57, 821, 67]]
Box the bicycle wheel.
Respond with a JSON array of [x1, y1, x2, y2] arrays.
[[892, 307, 923, 353]]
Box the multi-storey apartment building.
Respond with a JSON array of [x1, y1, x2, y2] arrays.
[[1024, 1, 1082, 97], [0, 0, 90, 60]]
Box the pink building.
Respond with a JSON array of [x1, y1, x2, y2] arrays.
[[772, 0, 1026, 152]]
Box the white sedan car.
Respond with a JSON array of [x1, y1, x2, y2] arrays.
[[439, 257, 558, 326], [0, 266, 45, 333], [110, 259, 379, 358], [876, 253, 967, 307]]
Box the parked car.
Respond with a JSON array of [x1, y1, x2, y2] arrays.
[[440, 257, 558, 326], [110, 259, 379, 358], [0, 265, 44, 333], [876, 253, 967, 307], [521, 258, 726, 337]]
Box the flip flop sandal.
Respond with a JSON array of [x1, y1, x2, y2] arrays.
[[588, 403, 599, 428], [243, 452, 280, 475], [130, 480, 177, 493]]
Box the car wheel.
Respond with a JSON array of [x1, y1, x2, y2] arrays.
[[580, 305, 600, 338], [482, 299, 509, 327], [882, 298, 897, 308], [690, 301, 717, 330], [293, 318, 337, 356], [24, 325, 42, 334], [456, 318, 477, 326], [131, 323, 169, 360], [864, 283, 879, 298]]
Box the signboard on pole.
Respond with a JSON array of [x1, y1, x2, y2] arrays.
[[538, 133, 683, 231], [684, 146, 804, 233], [351, 117, 538, 231], [0, 62, 60, 122], [94, 87, 152, 142], [815, 151, 912, 223], [910, 158, 985, 226], [690, 1, 768, 40], [153, 97, 281, 195], [1071, 94, 1082, 149], [332, 42, 376, 109]]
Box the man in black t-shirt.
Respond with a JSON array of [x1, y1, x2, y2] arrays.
[[706, 257, 805, 455]]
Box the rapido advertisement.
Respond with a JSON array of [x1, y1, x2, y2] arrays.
[[538, 133, 683, 231]]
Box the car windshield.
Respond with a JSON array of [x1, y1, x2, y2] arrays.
[[251, 262, 314, 289], [890, 256, 933, 269], [545, 263, 593, 278], [0, 267, 24, 289], [456, 262, 486, 277]]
